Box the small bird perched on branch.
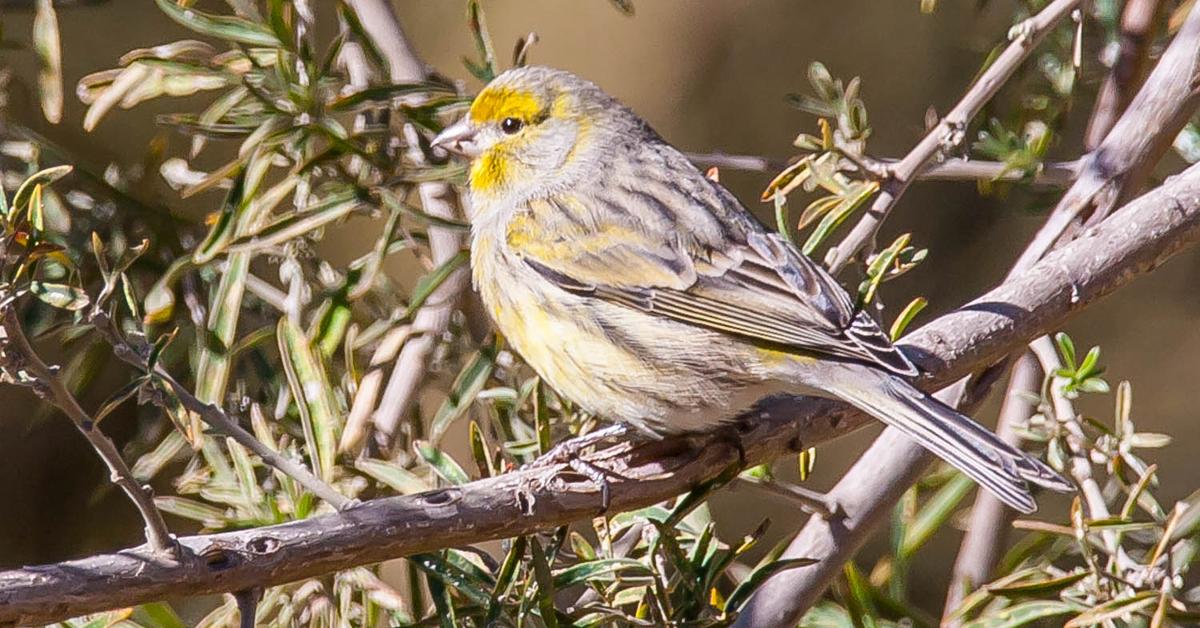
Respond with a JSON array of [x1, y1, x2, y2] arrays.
[[432, 66, 1071, 513]]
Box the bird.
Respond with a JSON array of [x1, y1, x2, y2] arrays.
[[431, 65, 1071, 513]]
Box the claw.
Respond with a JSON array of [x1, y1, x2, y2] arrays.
[[568, 456, 613, 513]]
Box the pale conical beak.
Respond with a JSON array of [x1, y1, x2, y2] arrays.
[[431, 118, 480, 158]]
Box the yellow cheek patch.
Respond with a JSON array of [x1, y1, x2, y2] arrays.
[[470, 87, 542, 124], [470, 149, 509, 193]]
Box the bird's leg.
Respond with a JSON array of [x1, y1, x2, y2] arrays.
[[525, 423, 633, 468], [523, 423, 635, 513]]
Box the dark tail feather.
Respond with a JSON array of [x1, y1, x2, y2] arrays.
[[824, 366, 1072, 514]]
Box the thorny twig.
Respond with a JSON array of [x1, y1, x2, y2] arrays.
[[0, 307, 176, 553], [825, 0, 1084, 274]]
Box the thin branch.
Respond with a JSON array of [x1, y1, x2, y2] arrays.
[[683, 152, 1080, 186], [340, 0, 472, 454], [1084, 0, 1165, 150], [0, 308, 175, 553], [825, 0, 1083, 274], [5, 158, 1200, 625], [943, 352, 1040, 623], [1014, 0, 1200, 272], [90, 315, 350, 510], [733, 477, 838, 518]]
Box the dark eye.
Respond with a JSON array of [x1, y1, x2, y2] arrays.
[[500, 117, 524, 134]]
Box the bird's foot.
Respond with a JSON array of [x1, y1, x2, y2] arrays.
[[523, 423, 635, 513]]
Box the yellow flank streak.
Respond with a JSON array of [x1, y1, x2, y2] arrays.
[[470, 87, 543, 123], [755, 346, 817, 367]]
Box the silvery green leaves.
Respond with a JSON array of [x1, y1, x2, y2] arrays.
[[942, 335, 1200, 627], [766, 63, 888, 261]]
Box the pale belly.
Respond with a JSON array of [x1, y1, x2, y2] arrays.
[[474, 248, 787, 434]]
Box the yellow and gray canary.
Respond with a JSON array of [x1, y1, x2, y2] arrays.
[[432, 66, 1070, 513]]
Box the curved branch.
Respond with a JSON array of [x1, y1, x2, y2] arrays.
[[4, 157, 1200, 625]]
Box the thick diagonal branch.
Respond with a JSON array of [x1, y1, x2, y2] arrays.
[[3, 157, 1200, 625]]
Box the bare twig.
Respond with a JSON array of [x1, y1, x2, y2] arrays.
[[341, 0, 471, 454], [1084, 0, 1165, 149], [826, 0, 1083, 274], [943, 352, 1040, 622], [684, 152, 1080, 186], [731, 152, 1200, 628], [0, 308, 175, 553], [4, 158, 1200, 625]]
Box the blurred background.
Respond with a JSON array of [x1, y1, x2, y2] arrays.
[[1, 0, 1197, 613]]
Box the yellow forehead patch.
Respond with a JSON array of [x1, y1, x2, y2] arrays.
[[470, 87, 543, 123]]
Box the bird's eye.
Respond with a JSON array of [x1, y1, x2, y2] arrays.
[[500, 117, 524, 135]]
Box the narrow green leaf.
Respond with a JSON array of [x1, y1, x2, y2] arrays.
[[1055, 332, 1076, 369], [430, 342, 497, 443], [1063, 591, 1158, 627], [155, 495, 228, 527], [411, 553, 492, 607], [725, 557, 819, 613], [889, 297, 927, 341], [529, 538, 560, 628], [464, 0, 497, 82], [355, 458, 428, 495], [193, 167, 247, 264], [900, 472, 974, 557], [963, 600, 1077, 628], [415, 442, 470, 485], [132, 602, 187, 628], [277, 316, 342, 482], [29, 281, 89, 311], [468, 421, 493, 478], [553, 558, 649, 589], [11, 165, 71, 220], [225, 191, 361, 253], [153, 0, 281, 47], [401, 250, 469, 320], [985, 570, 1087, 596], [485, 537, 526, 624]]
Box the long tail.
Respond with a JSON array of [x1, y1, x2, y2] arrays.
[[813, 364, 1072, 514]]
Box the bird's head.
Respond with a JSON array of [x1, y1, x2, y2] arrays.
[[433, 66, 633, 204]]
